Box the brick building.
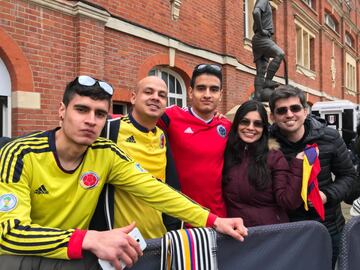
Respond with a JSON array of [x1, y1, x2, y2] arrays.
[[0, 0, 359, 136]]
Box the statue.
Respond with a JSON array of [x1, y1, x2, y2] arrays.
[[252, 0, 285, 101]]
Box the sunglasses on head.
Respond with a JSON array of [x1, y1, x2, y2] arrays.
[[77, 75, 113, 96], [239, 118, 264, 128], [195, 64, 222, 73], [275, 104, 303, 115]]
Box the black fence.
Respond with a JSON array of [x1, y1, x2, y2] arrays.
[[338, 216, 360, 270], [132, 221, 333, 270]]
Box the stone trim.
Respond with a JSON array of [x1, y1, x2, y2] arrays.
[[29, 0, 327, 99], [12, 91, 40, 109], [170, 0, 182, 21], [30, 0, 110, 22]]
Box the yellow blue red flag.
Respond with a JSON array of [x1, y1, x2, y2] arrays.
[[301, 144, 324, 221]]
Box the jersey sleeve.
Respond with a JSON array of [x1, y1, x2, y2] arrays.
[[0, 152, 78, 260], [106, 144, 212, 228]]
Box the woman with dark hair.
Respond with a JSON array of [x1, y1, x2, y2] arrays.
[[223, 100, 304, 227]]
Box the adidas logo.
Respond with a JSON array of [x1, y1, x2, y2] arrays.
[[125, 136, 136, 143], [184, 127, 194, 134], [34, 185, 49, 194]]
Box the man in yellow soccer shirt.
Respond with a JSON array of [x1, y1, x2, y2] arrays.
[[0, 75, 247, 270], [91, 76, 181, 238]]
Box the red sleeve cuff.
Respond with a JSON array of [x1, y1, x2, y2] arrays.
[[68, 229, 87, 259], [206, 213, 218, 227]]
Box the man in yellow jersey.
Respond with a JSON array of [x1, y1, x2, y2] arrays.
[[104, 76, 181, 239], [0, 75, 247, 270]]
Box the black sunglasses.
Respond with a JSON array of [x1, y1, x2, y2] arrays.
[[239, 118, 264, 128], [195, 64, 222, 73], [76, 75, 113, 96], [275, 104, 303, 115]]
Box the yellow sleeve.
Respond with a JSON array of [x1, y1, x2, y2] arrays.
[[0, 150, 73, 259], [107, 145, 210, 227]]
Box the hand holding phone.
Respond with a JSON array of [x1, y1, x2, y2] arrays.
[[98, 227, 147, 270]]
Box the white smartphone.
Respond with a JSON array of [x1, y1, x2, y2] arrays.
[[98, 227, 147, 270]]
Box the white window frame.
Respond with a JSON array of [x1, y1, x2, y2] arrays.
[[295, 22, 315, 71], [149, 67, 187, 107], [303, 0, 313, 8], [0, 58, 11, 137], [112, 102, 128, 115], [345, 32, 354, 48], [345, 53, 357, 92], [325, 13, 338, 33], [244, 0, 255, 40]]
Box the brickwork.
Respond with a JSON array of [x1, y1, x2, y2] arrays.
[[0, 0, 359, 135]]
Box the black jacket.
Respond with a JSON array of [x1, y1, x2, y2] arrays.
[[270, 116, 357, 236]]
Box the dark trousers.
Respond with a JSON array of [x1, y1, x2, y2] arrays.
[[0, 252, 101, 270]]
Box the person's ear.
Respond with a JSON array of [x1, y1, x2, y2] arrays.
[[304, 106, 309, 117], [188, 87, 194, 100], [59, 102, 65, 121], [130, 90, 136, 106], [269, 112, 275, 123]]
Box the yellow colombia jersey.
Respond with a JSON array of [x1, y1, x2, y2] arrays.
[[0, 129, 209, 260], [114, 114, 167, 239]]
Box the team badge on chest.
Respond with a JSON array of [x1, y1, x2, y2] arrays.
[[159, 134, 165, 149], [80, 171, 100, 190], [217, 124, 227, 138]]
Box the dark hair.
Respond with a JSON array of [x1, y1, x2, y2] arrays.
[[190, 64, 222, 88], [223, 100, 271, 190], [269, 85, 307, 113], [62, 77, 112, 106]]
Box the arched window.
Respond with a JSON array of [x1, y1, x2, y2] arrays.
[[0, 58, 11, 137], [149, 68, 186, 107], [345, 32, 354, 48], [303, 0, 316, 9], [325, 12, 338, 33]]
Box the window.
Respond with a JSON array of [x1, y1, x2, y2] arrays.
[[325, 12, 338, 33], [344, 0, 352, 12], [0, 58, 11, 137], [296, 24, 315, 70], [244, 0, 255, 40], [303, 0, 313, 8], [149, 68, 186, 107], [112, 102, 128, 115], [345, 32, 354, 48], [345, 53, 357, 92]]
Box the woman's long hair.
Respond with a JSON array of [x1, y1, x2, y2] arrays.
[[223, 100, 271, 190]]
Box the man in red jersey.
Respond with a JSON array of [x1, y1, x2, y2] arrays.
[[158, 64, 231, 217]]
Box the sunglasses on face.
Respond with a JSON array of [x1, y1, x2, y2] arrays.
[[195, 64, 222, 73], [274, 104, 303, 115], [239, 118, 264, 128], [77, 75, 114, 96]]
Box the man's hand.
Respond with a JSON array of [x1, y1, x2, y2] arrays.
[[212, 217, 248, 241], [308, 190, 327, 207], [82, 223, 143, 270], [319, 191, 327, 204], [214, 110, 226, 119]]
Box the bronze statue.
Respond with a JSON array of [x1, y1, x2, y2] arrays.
[[252, 0, 284, 101]]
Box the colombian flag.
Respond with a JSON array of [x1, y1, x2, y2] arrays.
[[301, 144, 325, 221]]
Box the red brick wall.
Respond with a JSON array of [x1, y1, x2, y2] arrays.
[[0, 0, 359, 135]]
